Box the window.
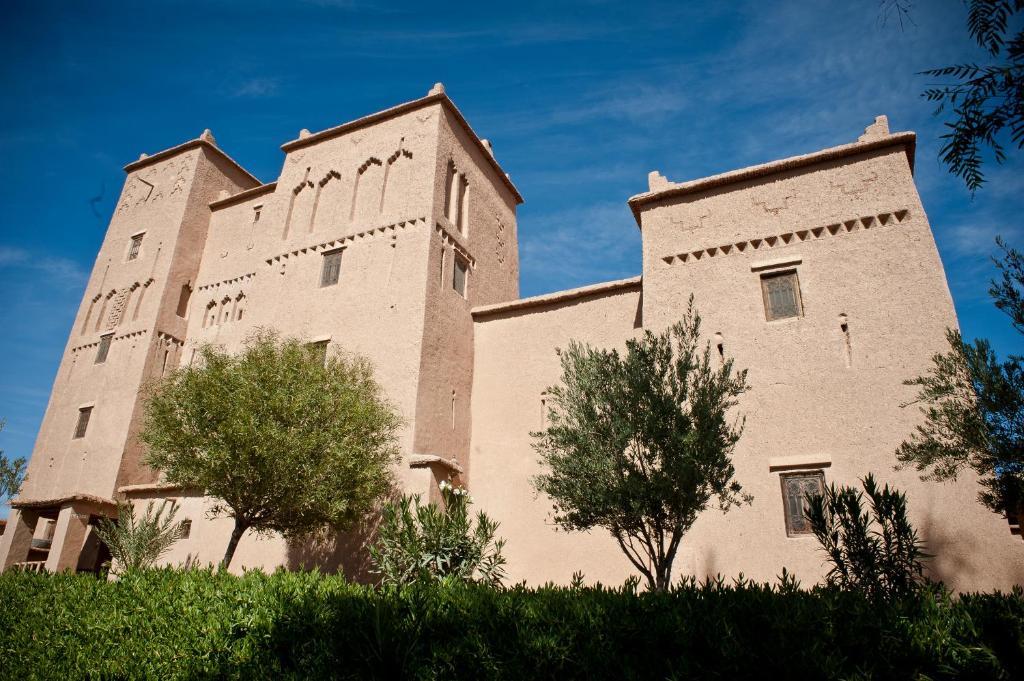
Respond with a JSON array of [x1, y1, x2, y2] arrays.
[[307, 340, 329, 366], [320, 250, 342, 287], [178, 519, 192, 539], [73, 406, 93, 439], [127, 234, 144, 261], [761, 270, 802, 321], [452, 254, 468, 297], [253, 205, 262, 223], [95, 334, 113, 364], [780, 471, 825, 536]]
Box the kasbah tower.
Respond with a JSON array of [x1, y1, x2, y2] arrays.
[[1, 84, 1020, 589]]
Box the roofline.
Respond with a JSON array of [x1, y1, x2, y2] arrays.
[[11, 493, 117, 511], [123, 137, 262, 187], [280, 92, 524, 204], [472, 276, 642, 319], [626, 132, 916, 225], [209, 182, 278, 210], [118, 482, 192, 495]]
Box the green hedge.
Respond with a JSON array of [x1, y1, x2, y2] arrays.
[[1, 569, 1022, 680]]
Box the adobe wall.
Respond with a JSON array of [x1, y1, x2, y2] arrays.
[[410, 106, 521, 497], [19, 143, 255, 503], [469, 282, 644, 585]]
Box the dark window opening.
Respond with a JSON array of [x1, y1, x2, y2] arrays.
[[95, 334, 113, 364], [761, 270, 803, 321], [321, 250, 342, 287], [127, 234, 144, 261], [780, 470, 825, 536], [453, 255, 468, 298], [73, 406, 93, 439]]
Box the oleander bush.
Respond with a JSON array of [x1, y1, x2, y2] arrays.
[[1, 568, 1022, 680]]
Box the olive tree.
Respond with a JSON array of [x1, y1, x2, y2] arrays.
[[532, 298, 751, 591], [0, 419, 26, 503], [142, 331, 401, 569]]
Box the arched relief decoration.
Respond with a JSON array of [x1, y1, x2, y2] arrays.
[[132, 279, 153, 321], [233, 292, 247, 321], [380, 139, 414, 216], [203, 300, 218, 329], [349, 157, 383, 225], [94, 290, 117, 332], [220, 296, 233, 324], [283, 168, 314, 240], [118, 282, 141, 326], [311, 170, 343, 234], [81, 293, 102, 335]]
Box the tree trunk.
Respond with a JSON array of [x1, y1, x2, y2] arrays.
[[222, 518, 248, 570]]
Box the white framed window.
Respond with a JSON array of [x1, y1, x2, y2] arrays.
[[127, 233, 144, 261]]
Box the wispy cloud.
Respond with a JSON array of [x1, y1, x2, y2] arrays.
[[0, 246, 88, 291], [231, 77, 282, 99], [519, 202, 640, 295]]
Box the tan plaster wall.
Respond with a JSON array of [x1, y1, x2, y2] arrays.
[[470, 286, 644, 585]]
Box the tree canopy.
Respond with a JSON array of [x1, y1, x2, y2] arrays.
[[897, 240, 1024, 517], [0, 419, 26, 503], [918, 0, 1024, 192], [141, 331, 402, 568], [532, 298, 751, 591]]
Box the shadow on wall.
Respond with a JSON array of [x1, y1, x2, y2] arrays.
[[285, 516, 382, 583], [919, 512, 1024, 591]]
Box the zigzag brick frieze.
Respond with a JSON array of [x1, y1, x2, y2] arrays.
[[265, 216, 427, 265], [660, 209, 911, 266]]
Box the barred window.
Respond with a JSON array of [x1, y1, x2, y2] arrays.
[[73, 406, 93, 439], [321, 250, 342, 287], [761, 270, 802, 321], [95, 334, 113, 364], [178, 519, 192, 539], [780, 471, 825, 536], [127, 234, 144, 261], [453, 254, 468, 298]]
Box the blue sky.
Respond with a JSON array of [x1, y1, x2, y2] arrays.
[[1, 0, 1021, 489]]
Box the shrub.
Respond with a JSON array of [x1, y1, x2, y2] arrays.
[[370, 480, 506, 586], [805, 474, 928, 601], [94, 500, 184, 574], [0, 569, 1022, 680]]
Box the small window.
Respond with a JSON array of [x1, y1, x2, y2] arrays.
[[253, 205, 262, 223], [321, 250, 342, 287], [452, 254, 468, 298], [307, 340, 329, 366], [178, 519, 192, 539], [780, 470, 825, 536], [761, 270, 802, 321], [127, 234, 144, 261], [95, 334, 113, 364], [73, 406, 93, 439]]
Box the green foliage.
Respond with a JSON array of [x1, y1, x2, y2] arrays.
[[370, 480, 507, 587], [805, 474, 928, 602], [532, 297, 751, 591], [919, 0, 1024, 192], [897, 241, 1024, 516], [1, 568, 1023, 680], [94, 501, 184, 575], [141, 330, 401, 569], [0, 419, 26, 502]]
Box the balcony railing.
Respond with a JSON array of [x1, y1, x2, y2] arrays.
[[10, 561, 47, 573]]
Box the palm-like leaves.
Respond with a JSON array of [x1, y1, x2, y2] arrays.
[[94, 501, 185, 574]]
